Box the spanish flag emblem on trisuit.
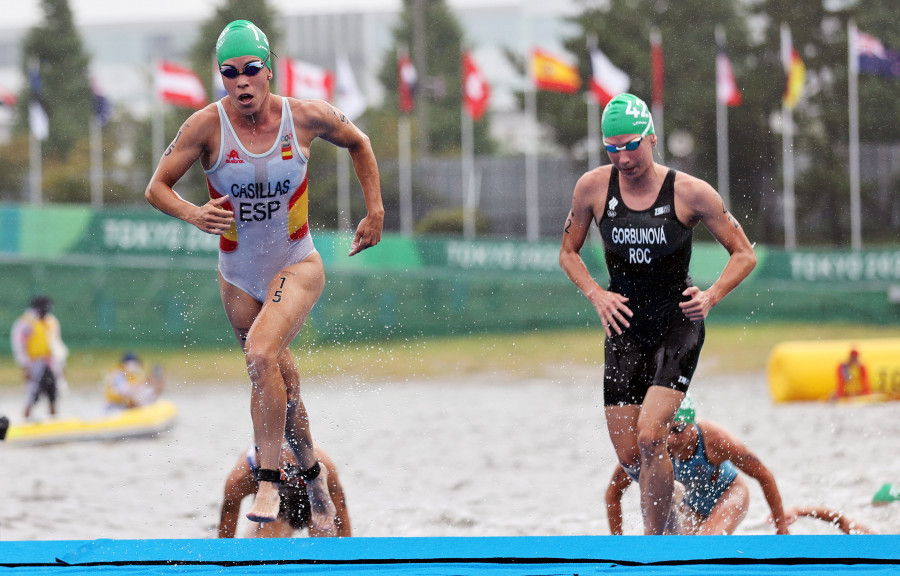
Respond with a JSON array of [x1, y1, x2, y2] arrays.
[[281, 133, 293, 160]]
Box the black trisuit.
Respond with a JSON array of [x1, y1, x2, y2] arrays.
[[597, 168, 704, 406]]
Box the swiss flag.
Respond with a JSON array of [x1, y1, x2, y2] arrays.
[[154, 60, 207, 109], [278, 58, 334, 101], [462, 52, 490, 120], [398, 54, 416, 114]]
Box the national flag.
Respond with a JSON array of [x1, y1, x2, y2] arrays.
[[154, 60, 207, 109], [398, 53, 416, 114], [855, 30, 900, 78], [462, 52, 490, 120], [335, 54, 366, 121], [212, 53, 227, 100], [650, 28, 664, 107], [716, 49, 742, 107], [780, 24, 805, 109], [28, 60, 49, 141], [588, 48, 630, 105], [92, 81, 113, 126], [278, 58, 334, 101], [0, 83, 16, 107], [531, 48, 581, 94]]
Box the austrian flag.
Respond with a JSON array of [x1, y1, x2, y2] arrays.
[[154, 61, 207, 109]]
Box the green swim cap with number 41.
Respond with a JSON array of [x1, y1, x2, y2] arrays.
[[216, 20, 271, 69], [601, 93, 655, 138]]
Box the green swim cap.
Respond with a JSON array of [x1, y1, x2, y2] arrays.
[[216, 20, 271, 69], [601, 93, 655, 139], [674, 394, 696, 424]]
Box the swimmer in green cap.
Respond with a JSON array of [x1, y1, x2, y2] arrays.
[[560, 90, 757, 534], [147, 20, 384, 534], [216, 20, 272, 70], [607, 395, 791, 535]]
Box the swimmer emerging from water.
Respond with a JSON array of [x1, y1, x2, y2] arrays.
[[219, 442, 350, 538], [606, 395, 790, 535]]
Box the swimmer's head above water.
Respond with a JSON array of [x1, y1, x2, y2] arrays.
[[674, 393, 696, 425]]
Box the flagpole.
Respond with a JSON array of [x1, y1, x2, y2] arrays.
[[337, 150, 351, 232], [586, 34, 600, 171], [89, 114, 103, 207], [780, 24, 797, 250], [27, 58, 45, 205], [782, 103, 796, 251], [523, 8, 539, 242], [847, 19, 862, 250], [715, 25, 730, 208], [28, 131, 42, 206], [525, 82, 539, 242], [334, 22, 351, 233], [399, 114, 413, 236], [152, 58, 165, 169], [461, 101, 475, 239], [650, 27, 665, 163]]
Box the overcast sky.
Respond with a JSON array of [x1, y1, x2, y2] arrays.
[[5, 0, 565, 29]]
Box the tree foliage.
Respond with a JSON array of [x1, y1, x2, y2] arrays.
[[18, 0, 92, 160], [533, 0, 900, 246], [747, 0, 900, 245], [378, 0, 495, 156]]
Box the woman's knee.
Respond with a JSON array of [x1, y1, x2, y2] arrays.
[[244, 341, 280, 379]]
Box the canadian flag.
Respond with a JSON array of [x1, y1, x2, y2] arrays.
[[589, 48, 630, 105], [462, 52, 490, 120], [278, 58, 334, 101], [154, 60, 207, 109], [716, 50, 742, 107]]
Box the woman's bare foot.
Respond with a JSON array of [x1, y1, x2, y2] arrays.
[[247, 481, 281, 523], [305, 465, 337, 533]]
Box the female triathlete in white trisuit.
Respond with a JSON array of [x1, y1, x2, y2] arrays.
[[146, 20, 383, 532]]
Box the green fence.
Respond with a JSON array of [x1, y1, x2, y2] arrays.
[[1, 205, 898, 352]]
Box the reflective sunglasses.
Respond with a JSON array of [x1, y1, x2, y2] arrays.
[[670, 422, 688, 435], [604, 135, 644, 153], [604, 116, 654, 153], [219, 57, 269, 79]]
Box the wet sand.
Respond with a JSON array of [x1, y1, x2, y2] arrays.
[[1, 367, 897, 540]]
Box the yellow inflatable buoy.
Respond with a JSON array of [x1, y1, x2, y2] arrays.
[[767, 339, 900, 403]]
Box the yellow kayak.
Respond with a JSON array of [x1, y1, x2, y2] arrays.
[[4, 399, 177, 446]]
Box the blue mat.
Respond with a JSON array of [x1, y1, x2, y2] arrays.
[[1, 536, 898, 575]]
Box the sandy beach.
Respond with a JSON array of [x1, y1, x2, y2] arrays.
[[1, 364, 898, 540]]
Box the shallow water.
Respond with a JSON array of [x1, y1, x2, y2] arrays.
[[1, 369, 897, 540]]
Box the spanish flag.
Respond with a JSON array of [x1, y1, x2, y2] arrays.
[[531, 48, 581, 94], [780, 24, 805, 109]]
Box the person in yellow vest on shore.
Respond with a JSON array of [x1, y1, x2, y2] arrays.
[[103, 351, 165, 410], [10, 296, 68, 419]]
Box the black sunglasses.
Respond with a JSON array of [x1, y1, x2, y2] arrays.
[[220, 56, 269, 79]]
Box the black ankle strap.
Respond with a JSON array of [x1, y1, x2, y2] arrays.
[[254, 468, 285, 483], [298, 461, 321, 482]]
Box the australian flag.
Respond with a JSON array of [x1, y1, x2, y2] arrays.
[[856, 30, 900, 78]]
